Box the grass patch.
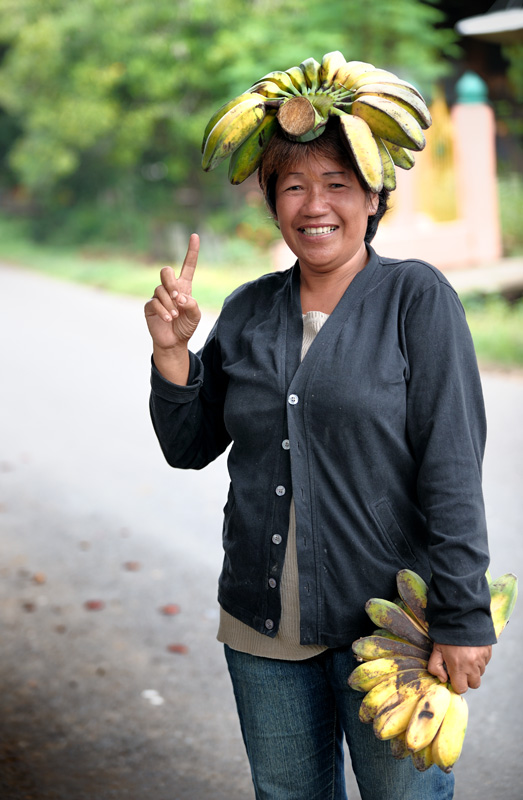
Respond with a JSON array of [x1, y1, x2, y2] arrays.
[[462, 293, 523, 370]]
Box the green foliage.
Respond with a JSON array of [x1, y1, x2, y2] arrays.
[[0, 0, 459, 252], [498, 172, 523, 257], [462, 292, 523, 369]]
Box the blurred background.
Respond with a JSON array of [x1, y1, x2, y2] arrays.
[[1, 2, 522, 798]]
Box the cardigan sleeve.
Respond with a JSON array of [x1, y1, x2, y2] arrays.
[[149, 323, 232, 470], [403, 280, 496, 646]]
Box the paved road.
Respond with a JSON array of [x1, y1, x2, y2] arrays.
[[0, 263, 521, 799]]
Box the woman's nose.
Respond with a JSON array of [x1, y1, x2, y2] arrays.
[[302, 188, 329, 214]]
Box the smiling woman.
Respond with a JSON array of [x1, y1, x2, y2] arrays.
[[144, 64, 496, 800]]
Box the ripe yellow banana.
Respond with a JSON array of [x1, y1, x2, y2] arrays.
[[249, 79, 290, 99], [405, 682, 452, 753], [489, 572, 518, 638], [411, 744, 434, 772], [352, 95, 426, 151], [202, 97, 266, 172], [396, 569, 429, 629], [389, 731, 410, 760], [352, 634, 432, 662], [319, 50, 347, 89], [354, 83, 432, 129], [431, 688, 469, 773], [299, 56, 322, 93], [335, 110, 383, 192], [348, 655, 429, 692], [382, 139, 416, 170], [364, 597, 432, 649], [202, 92, 265, 153], [332, 60, 375, 91], [375, 137, 397, 191], [358, 668, 433, 723], [228, 111, 279, 184], [258, 70, 300, 96], [372, 674, 440, 740], [350, 68, 424, 100], [285, 65, 309, 94]]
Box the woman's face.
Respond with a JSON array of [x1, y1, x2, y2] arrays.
[[274, 153, 379, 277]]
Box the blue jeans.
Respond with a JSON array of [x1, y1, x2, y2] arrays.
[[225, 644, 454, 800]]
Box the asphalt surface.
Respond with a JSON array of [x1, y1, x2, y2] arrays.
[[1, 262, 522, 799]]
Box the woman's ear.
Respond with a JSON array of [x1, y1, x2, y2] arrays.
[[368, 192, 379, 216]]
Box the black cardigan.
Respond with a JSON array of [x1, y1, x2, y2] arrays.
[[150, 245, 496, 649]]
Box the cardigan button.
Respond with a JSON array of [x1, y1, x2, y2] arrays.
[[268, 578, 277, 589], [265, 619, 274, 630], [272, 534, 282, 545], [288, 394, 299, 405], [282, 439, 290, 450], [275, 485, 286, 496]]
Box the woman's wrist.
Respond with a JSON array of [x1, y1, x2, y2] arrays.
[[152, 342, 191, 386]]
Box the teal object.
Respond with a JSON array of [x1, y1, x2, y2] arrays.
[[456, 70, 489, 104]]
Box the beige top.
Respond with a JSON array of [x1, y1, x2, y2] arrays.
[[217, 310, 330, 660]]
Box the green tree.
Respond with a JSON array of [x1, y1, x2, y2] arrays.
[[0, 0, 459, 253]]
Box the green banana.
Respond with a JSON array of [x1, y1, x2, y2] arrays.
[[202, 92, 265, 153], [364, 597, 432, 649], [354, 82, 432, 129], [348, 655, 429, 692], [202, 97, 266, 172], [375, 137, 397, 191], [489, 572, 518, 638], [335, 110, 383, 193], [319, 50, 347, 90], [431, 688, 469, 773], [382, 139, 416, 170], [405, 682, 452, 753], [372, 675, 440, 740], [332, 60, 375, 91], [352, 95, 426, 151], [285, 65, 309, 94], [228, 111, 279, 184], [396, 569, 429, 629], [353, 634, 432, 662], [299, 56, 322, 93], [249, 79, 291, 99]]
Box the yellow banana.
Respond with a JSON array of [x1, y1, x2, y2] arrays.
[[431, 688, 469, 773], [372, 675, 440, 740], [352, 634, 432, 662], [376, 137, 397, 191], [299, 56, 322, 93], [285, 65, 309, 94], [364, 597, 432, 649], [249, 79, 291, 99], [228, 111, 278, 184], [348, 655, 429, 692], [319, 50, 347, 90], [411, 744, 434, 772], [349, 68, 424, 100], [359, 668, 433, 723], [202, 97, 266, 172], [389, 731, 410, 760], [259, 69, 301, 96], [332, 60, 375, 91], [405, 682, 452, 753], [335, 110, 383, 193], [354, 83, 432, 129], [382, 139, 416, 170], [396, 569, 429, 629], [489, 572, 518, 638], [352, 95, 426, 151], [202, 92, 265, 153]]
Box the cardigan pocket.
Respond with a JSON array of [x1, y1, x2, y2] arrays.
[[371, 498, 416, 567]]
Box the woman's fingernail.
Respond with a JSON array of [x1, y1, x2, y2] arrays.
[[172, 290, 178, 299], [178, 294, 187, 305]]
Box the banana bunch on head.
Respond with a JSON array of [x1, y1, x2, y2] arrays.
[[201, 50, 432, 192], [349, 568, 517, 773]]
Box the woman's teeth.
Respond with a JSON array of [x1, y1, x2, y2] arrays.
[[301, 226, 336, 235]]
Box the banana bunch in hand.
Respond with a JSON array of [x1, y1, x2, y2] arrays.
[[349, 568, 517, 773], [201, 51, 432, 191]]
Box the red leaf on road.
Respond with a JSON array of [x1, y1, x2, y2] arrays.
[[167, 643, 188, 654], [160, 604, 181, 616], [84, 600, 105, 611]]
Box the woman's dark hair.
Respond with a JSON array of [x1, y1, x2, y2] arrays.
[[258, 117, 390, 243]]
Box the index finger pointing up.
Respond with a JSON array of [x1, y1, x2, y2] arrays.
[[179, 233, 200, 284]]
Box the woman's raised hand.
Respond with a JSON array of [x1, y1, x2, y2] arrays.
[[144, 233, 202, 385], [145, 233, 202, 350]]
